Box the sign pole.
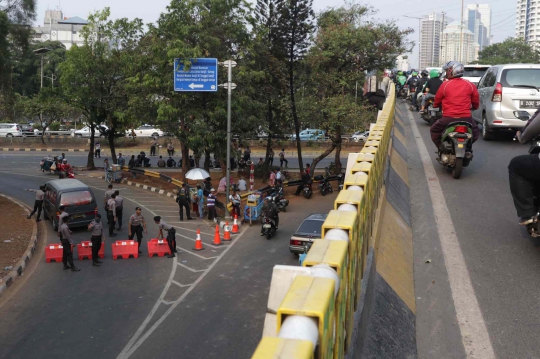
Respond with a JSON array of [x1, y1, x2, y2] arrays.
[[226, 61, 232, 218]]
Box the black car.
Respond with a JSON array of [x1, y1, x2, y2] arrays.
[[289, 213, 328, 255]]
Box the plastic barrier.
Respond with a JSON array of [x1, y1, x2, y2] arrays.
[[77, 241, 105, 260], [45, 243, 65, 263], [111, 240, 139, 259], [350, 161, 372, 175], [147, 238, 172, 257], [251, 337, 314, 359]]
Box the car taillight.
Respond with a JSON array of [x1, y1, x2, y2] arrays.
[[455, 126, 468, 133], [492, 83, 502, 102], [290, 240, 302, 246], [16, 126, 20, 131]]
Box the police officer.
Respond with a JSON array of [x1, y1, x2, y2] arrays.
[[59, 216, 80, 271], [176, 183, 193, 221], [88, 214, 104, 266], [25, 185, 45, 222], [107, 193, 118, 237], [104, 184, 114, 224], [114, 190, 124, 230], [154, 216, 176, 258], [128, 207, 147, 253], [57, 205, 69, 236]]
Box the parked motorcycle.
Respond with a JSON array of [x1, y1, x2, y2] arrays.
[[436, 121, 474, 179], [337, 170, 345, 191], [421, 98, 442, 126], [316, 168, 333, 196], [303, 181, 313, 199]]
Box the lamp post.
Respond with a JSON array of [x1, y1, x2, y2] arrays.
[[404, 15, 422, 69], [44, 73, 57, 88], [33, 48, 53, 89]]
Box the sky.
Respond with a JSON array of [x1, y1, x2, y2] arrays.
[[35, 0, 518, 68]]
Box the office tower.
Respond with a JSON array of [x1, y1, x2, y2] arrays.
[[440, 21, 477, 65], [516, 0, 540, 47], [420, 13, 452, 69], [465, 4, 489, 51]]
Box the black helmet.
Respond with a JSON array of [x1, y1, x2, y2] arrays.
[[443, 61, 464, 79], [421, 70, 429, 77]]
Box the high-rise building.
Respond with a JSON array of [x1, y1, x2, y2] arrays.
[[465, 4, 489, 51], [440, 21, 477, 65], [396, 55, 410, 71], [32, 9, 88, 49], [420, 13, 452, 69], [516, 0, 540, 47]]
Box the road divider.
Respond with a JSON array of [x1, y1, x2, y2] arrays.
[[147, 239, 172, 257], [111, 240, 139, 259], [77, 241, 105, 260]]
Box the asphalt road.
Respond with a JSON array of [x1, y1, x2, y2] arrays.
[[400, 100, 540, 359], [0, 158, 338, 359]]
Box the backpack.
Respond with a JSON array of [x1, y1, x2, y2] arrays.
[[410, 77, 419, 87]]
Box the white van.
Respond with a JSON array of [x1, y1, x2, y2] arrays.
[[74, 125, 108, 138], [0, 124, 23, 137]]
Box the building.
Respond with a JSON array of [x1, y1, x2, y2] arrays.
[[396, 55, 409, 71], [465, 5, 489, 51], [32, 9, 88, 49], [475, 4, 492, 45], [516, 0, 540, 47], [420, 13, 452, 70], [440, 21, 478, 65]]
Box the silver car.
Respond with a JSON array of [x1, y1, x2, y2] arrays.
[[473, 64, 540, 141]]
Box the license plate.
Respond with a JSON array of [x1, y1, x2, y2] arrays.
[[72, 214, 84, 219], [458, 144, 464, 148], [520, 100, 540, 108], [263, 224, 271, 228]]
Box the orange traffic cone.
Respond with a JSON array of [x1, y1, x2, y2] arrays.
[[213, 225, 223, 246], [193, 228, 205, 251], [223, 221, 231, 241], [231, 214, 239, 234]]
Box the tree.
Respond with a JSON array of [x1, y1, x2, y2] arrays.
[[477, 38, 540, 65]]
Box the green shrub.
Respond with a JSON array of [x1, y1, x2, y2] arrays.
[[49, 122, 61, 131]]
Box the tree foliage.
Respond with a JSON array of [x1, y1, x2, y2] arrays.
[[477, 37, 540, 65]]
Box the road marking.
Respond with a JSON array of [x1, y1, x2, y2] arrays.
[[117, 227, 249, 359], [171, 280, 192, 288], [175, 232, 224, 248], [177, 247, 218, 260], [405, 107, 496, 358], [176, 261, 206, 273], [168, 224, 213, 236]]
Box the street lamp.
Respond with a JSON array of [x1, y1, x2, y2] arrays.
[[404, 15, 422, 69], [33, 48, 53, 89], [44, 73, 57, 88]]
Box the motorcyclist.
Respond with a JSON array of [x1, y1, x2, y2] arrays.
[[420, 69, 443, 113], [508, 108, 540, 225], [295, 170, 312, 196], [260, 196, 279, 235], [410, 70, 429, 111], [59, 159, 73, 179], [406, 70, 420, 94], [430, 61, 480, 152], [396, 71, 407, 89]]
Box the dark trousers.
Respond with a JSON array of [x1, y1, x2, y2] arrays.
[[91, 235, 102, 262], [280, 158, 288, 168], [178, 201, 191, 220], [129, 225, 143, 249], [116, 207, 123, 229], [150, 146, 156, 156], [295, 184, 304, 196], [208, 206, 217, 220], [95, 149, 101, 158], [508, 154, 540, 218], [108, 210, 116, 235], [166, 228, 176, 253], [29, 200, 43, 220], [168, 149, 174, 156], [269, 156, 274, 166], [60, 238, 74, 267]]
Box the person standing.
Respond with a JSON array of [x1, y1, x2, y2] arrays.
[[95, 141, 101, 158], [268, 148, 274, 167], [268, 169, 276, 187], [128, 207, 147, 253], [128, 155, 137, 179], [25, 185, 45, 222], [244, 146, 251, 162], [207, 188, 217, 220], [107, 193, 118, 237], [196, 185, 204, 220], [305, 163, 311, 176], [150, 138, 157, 156], [154, 216, 176, 258], [167, 142, 175, 156], [114, 190, 124, 230], [88, 214, 104, 266], [276, 168, 283, 186], [59, 216, 80, 271], [279, 148, 288, 169], [176, 183, 193, 221], [117, 153, 126, 167], [57, 205, 69, 236], [104, 184, 114, 223]]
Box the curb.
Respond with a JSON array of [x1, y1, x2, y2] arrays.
[[0, 148, 87, 152], [0, 194, 40, 298], [81, 173, 179, 199]]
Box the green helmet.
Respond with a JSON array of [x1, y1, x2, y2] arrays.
[[430, 69, 440, 78], [397, 71, 403, 76], [412, 71, 418, 76]]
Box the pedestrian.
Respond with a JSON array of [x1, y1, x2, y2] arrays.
[[268, 147, 274, 166], [244, 146, 251, 162], [237, 176, 247, 191], [207, 188, 218, 221], [128, 155, 137, 179], [203, 177, 212, 192], [257, 158, 264, 166], [104, 184, 114, 223], [167, 157, 176, 168], [279, 148, 288, 169], [59, 216, 80, 271], [95, 141, 101, 158], [87, 214, 104, 267], [268, 169, 276, 187], [305, 163, 311, 176], [107, 193, 118, 237], [150, 138, 157, 156], [128, 206, 147, 253], [25, 185, 45, 222], [117, 152, 126, 167], [167, 142, 175, 156], [276, 168, 283, 185], [196, 184, 204, 220], [218, 176, 227, 194], [154, 216, 176, 258], [176, 183, 193, 221], [114, 190, 124, 230], [103, 158, 111, 176], [157, 156, 166, 167], [57, 205, 69, 236], [229, 189, 242, 217]]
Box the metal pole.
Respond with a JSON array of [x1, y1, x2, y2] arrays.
[[355, 81, 358, 103], [418, 18, 421, 69], [225, 61, 232, 218], [40, 54, 44, 88], [460, 0, 464, 62]]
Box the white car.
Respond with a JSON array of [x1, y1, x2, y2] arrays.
[[0, 123, 23, 137], [351, 130, 369, 143], [128, 125, 164, 137], [74, 125, 109, 138]]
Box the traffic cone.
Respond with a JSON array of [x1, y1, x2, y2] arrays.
[[223, 221, 231, 241], [193, 229, 205, 251], [213, 225, 223, 246], [231, 214, 239, 234]]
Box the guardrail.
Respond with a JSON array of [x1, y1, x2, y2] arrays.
[[250, 85, 395, 358]]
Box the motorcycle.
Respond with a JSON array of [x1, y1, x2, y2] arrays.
[[271, 186, 289, 212], [436, 121, 474, 179], [316, 168, 333, 196], [406, 86, 416, 101], [421, 98, 442, 126], [303, 180, 313, 199], [337, 170, 345, 191], [397, 85, 408, 99]]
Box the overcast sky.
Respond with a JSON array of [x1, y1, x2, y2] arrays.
[[36, 0, 517, 68]]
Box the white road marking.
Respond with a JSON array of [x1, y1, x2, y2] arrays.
[[171, 280, 192, 288], [405, 107, 496, 358], [175, 232, 223, 248], [176, 261, 206, 273], [177, 247, 218, 260]]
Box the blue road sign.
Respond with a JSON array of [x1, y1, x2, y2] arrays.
[[174, 58, 218, 92]]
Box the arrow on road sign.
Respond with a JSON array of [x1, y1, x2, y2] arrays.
[[189, 83, 204, 89]]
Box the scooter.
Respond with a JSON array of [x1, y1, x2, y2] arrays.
[[436, 121, 474, 179], [303, 181, 313, 199], [337, 170, 345, 191], [272, 186, 289, 212], [397, 85, 408, 99], [421, 98, 442, 126], [316, 168, 333, 196]]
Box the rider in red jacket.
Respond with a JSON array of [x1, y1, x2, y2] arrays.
[[430, 61, 480, 149]]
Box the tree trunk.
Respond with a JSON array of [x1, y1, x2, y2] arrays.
[[87, 125, 96, 169], [107, 127, 117, 164], [265, 99, 273, 166], [288, 54, 303, 175], [221, 159, 227, 178], [204, 149, 211, 172], [310, 142, 336, 176], [334, 126, 343, 174], [181, 142, 189, 181], [194, 152, 200, 168]]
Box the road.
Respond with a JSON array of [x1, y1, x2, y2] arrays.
[[400, 100, 540, 359], [0, 158, 338, 359]]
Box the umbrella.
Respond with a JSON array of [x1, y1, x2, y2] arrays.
[[185, 168, 211, 181]]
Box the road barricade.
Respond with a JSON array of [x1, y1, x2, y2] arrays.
[[45, 243, 64, 263], [111, 240, 139, 259], [147, 238, 171, 257], [77, 241, 105, 260]]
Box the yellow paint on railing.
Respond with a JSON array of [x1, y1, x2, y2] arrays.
[[351, 162, 372, 175], [251, 337, 314, 359]]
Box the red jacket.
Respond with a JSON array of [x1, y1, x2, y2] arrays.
[[433, 78, 479, 118]]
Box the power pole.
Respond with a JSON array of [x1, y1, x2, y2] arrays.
[[440, 12, 446, 66], [404, 15, 423, 69], [459, 0, 464, 63]]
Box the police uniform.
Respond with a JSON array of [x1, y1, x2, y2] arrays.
[[59, 222, 77, 270], [89, 219, 103, 263], [158, 220, 176, 255], [27, 188, 45, 221], [115, 195, 124, 230], [176, 187, 192, 220], [58, 211, 69, 235], [104, 188, 115, 223], [107, 198, 117, 236], [129, 212, 145, 251]]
